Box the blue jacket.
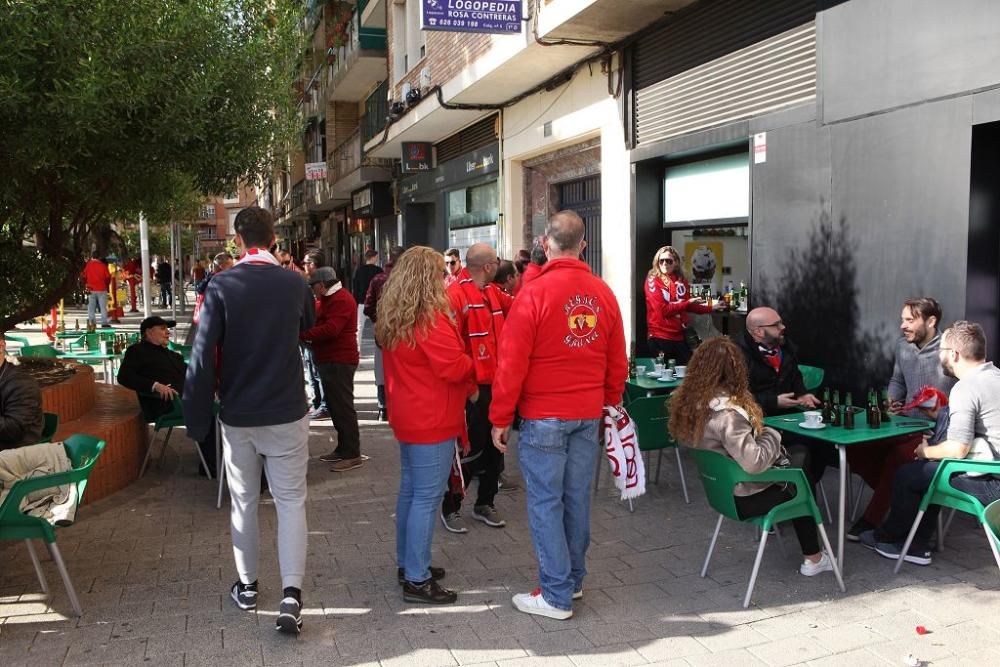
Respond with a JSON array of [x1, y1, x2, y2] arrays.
[[183, 262, 315, 441]]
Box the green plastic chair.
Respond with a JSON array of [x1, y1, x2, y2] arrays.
[[628, 395, 689, 504], [798, 365, 824, 392], [19, 344, 61, 358], [4, 333, 30, 347], [687, 447, 845, 607], [895, 458, 1000, 574], [37, 413, 59, 444], [67, 332, 100, 352], [0, 434, 106, 617], [137, 396, 213, 480]]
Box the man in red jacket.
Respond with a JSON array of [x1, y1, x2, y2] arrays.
[[301, 267, 362, 472], [440, 242, 514, 534], [490, 211, 627, 621], [81, 251, 112, 327]]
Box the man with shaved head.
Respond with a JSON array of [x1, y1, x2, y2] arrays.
[[440, 242, 514, 533], [491, 211, 627, 620], [738, 306, 821, 416]]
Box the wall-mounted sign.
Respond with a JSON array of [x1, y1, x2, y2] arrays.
[[351, 183, 393, 218], [402, 142, 434, 173], [305, 161, 328, 180], [422, 0, 523, 35], [352, 188, 372, 212]]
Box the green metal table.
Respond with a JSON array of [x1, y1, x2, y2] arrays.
[[764, 414, 934, 570], [59, 350, 124, 385], [627, 358, 683, 396]]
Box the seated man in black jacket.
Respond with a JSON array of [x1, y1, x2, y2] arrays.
[[117, 317, 215, 476], [737, 307, 821, 416], [0, 336, 44, 450]]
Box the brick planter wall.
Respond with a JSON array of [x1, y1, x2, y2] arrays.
[[43, 369, 149, 505], [40, 363, 96, 422]]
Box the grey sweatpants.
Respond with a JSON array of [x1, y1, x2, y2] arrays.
[[220, 416, 309, 590]]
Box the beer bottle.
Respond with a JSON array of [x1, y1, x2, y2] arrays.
[[821, 388, 834, 424], [74, 318, 80, 332], [831, 390, 842, 426], [880, 388, 893, 423], [628, 343, 636, 378], [844, 392, 855, 429]]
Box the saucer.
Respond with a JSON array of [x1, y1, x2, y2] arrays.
[[658, 376, 676, 383], [646, 372, 661, 378], [799, 422, 826, 430]]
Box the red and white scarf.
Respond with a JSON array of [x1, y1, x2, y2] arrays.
[[602, 405, 646, 500], [235, 247, 280, 266], [455, 268, 506, 383]]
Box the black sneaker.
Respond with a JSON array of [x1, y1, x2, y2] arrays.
[[230, 580, 258, 611], [397, 566, 445, 585], [402, 578, 457, 605], [847, 518, 876, 542], [275, 595, 303, 634]]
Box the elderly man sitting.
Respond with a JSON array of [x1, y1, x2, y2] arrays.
[[0, 335, 44, 450], [117, 317, 216, 477]]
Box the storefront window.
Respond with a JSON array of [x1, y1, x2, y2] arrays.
[[447, 181, 499, 252]]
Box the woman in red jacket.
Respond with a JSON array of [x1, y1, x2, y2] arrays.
[[644, 245, 715, 364], [376, 246, 476, 605]]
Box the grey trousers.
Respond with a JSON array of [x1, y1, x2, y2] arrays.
[[220, 415, 309, 590]]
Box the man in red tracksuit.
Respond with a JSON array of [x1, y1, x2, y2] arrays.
[[81, 251, 112, 327], [440, 242, 514, 534], [490, 211, 627, 621], [300, 267, 362, 472]]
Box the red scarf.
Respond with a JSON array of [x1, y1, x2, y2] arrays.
[[456, 268, 506, 383]]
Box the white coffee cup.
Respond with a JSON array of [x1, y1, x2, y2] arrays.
[[653, 362, 665, 374], [661, 369, 675, 381], [674, 365, 687, 378], [803, 410, 823, 427]]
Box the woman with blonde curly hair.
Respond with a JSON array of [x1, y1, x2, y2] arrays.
[[376, 246, 476, 605], [669, 337, 835, 577], [644, 245, 717, 363]]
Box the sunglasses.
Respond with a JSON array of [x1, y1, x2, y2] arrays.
[[658, 258, 675, 265], [446, 260, 458, 266]]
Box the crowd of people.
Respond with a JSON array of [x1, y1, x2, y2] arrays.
[[2, 206, 999, 637]]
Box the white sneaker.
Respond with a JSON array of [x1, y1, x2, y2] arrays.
[[512, 588, 572, 620], [799, 552, 834, 577], [572, 588, 583, 600], [440, 511, 468, 534]]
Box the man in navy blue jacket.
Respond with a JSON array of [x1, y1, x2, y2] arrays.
[[184, 207, 315, 635]]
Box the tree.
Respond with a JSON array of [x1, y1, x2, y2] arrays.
[[0, 0, 304, 330]]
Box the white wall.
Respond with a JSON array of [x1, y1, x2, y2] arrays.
[[502, 54, 634, 339]]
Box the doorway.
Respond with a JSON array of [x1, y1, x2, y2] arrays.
[[967, 120, 1000, 362], [558, 175, 602, 275]]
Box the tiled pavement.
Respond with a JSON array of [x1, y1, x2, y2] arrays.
[[2, 331, 1000, 666]]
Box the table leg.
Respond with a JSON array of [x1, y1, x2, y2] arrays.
[[838, 444, 847, 572]]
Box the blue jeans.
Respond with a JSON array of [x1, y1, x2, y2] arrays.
[[87, 291, 109, 325], [396, 439, 455, 583], [518, 418, 601, 611], [300, 344, 326, 410]]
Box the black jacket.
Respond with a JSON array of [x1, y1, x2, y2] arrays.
[[352, 263, 382, 304], [117, 341, 187, 421], [736, 331, 808, 417], [0, 361, 44, 450], [155, 262, 172, 284]]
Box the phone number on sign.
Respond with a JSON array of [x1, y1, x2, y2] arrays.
[[432, 19, 519, 30]]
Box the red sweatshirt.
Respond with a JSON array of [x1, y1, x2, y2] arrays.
[[644, 274, 712, 341], [490, 258, 627, 427], [81, 259, 111, 292], [384, 312, 475, 444], [447, 268, 513, 385], [300, 286, 359, 365]]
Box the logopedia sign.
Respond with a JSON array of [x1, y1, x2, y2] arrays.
[[422, 0, 522, 35]]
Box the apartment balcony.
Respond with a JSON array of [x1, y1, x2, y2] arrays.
[[362, 80, 389, 145], [540, 0, 689, 42], [327, 9, 387, 102], [278, 179, 310, 224], [358, 0, 384, 30], [307, 127, 393, 212]]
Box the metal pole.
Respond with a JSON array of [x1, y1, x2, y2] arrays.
[[177, 222, 186, 315], [170, 221, 177, 322], [139, 214, 152, 318]]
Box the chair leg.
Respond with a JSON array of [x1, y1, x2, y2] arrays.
[[193, 439, 213, 480], [937, 513, 945, 552], [819, 481, 833, 524], [984, 522, 1000, 577], [743, 528, 770, 609], [216, 422, 226, 510], [25, 540, 49, 594], [157, 427, 173, 468], [674, 448, 690, 504], [942, 508, 957, 543], [701, 515, 724, 578], [138, 429, 159, 478], [655, 449, 664, 485], [817, 522, 846, 592], [46, 542, 82, 617], [894, 509, 925, 574], [628, 498, 635, 513]]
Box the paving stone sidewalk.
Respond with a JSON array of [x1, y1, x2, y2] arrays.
[[2, 334, 999, 666]]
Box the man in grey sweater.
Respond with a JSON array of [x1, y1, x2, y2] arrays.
[[184, 207, 316, 634], [847, 297, 957, 540], [862, 321, 1000, 566]]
